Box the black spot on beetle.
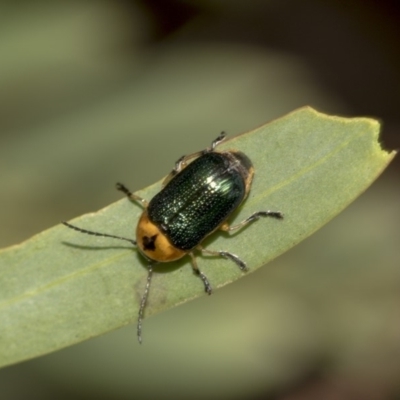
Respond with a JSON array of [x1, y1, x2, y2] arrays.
[[143, 234, 158, 251]]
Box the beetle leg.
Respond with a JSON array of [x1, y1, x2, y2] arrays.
[[137, 264, 154, 344], [189, 253, 212, 295], [162, 132, 228, 187], [116, 182, 148, 208], [209, 131, 226, 150], [199, 247, 248, 271], [220, 210, 283, 232]]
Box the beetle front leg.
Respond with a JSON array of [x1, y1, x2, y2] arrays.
[[220, 210, 283, 232]]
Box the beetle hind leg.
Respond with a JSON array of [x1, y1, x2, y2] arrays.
[[220, 210, 283, 232], [189, 253, 212, 295], [199, 247, 248, 271]]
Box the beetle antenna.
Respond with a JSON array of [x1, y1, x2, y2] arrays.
[[62, 222, 136, 246], [137, 265, 153, 344]]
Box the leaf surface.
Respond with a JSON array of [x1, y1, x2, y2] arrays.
[[0, 107, 394, 367]]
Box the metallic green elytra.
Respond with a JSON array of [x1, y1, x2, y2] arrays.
[[148, 151, 253, 251], [63, 133, 283, 343]]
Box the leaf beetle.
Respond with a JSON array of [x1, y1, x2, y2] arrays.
[[63, 133, 283, 342]]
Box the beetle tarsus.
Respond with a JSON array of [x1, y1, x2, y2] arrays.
[[198, 271, 212, 295], [244, 210, 284, 225], [189, 253, 212, 294], [219, 251, 248, 271], [256, 210, 284, 220], [116, 182, 132, 196], [210, 131, 226, 150]]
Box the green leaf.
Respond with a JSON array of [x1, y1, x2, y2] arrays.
[[0, 107, 395, 367]]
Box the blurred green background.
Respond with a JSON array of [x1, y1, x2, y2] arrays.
[[1, 1, 399, 399]]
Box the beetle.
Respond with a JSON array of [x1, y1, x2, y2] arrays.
[[63, 133, 283, 343]]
